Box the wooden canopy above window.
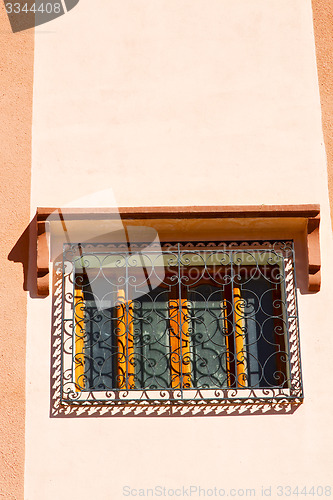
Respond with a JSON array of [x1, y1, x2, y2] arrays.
[[36, 204, 320, 296]]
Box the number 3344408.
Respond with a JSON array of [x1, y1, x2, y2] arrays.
[[5, 3, 62, 14]]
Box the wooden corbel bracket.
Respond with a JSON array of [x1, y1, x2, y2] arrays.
[[37, 219, 50, 297], [36, 204, 321, 297], [307, 214, 321, 292]]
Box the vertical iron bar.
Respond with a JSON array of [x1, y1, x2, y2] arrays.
[[178, 243, 183, 398], [230, 252, 237, 389], [60, 244, 66, 402], [125, 252, 129, 391], [291, 242, 304, 398], [280, 248, 292, 389], [70, 247, 76, 393]]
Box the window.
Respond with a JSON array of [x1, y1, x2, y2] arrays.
[[60, 240, 303, 405]]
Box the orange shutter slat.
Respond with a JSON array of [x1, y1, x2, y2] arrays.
[[74, 287, 85, 390], [169, 298, 191, 389], [116, 289, 134, 390], [223, 297, 233, 387], [233, 286, 247, 388]]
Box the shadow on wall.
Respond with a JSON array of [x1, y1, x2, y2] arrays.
[[49, 259, 302, 419], [50, 402, 301, 419], [8, 219, 306, 418], [3, 0, 80, 33], [7, 215, 316, 301], [8, 215, 41, 299]]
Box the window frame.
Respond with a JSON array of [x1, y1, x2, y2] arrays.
[[59, 239, 303, 406]]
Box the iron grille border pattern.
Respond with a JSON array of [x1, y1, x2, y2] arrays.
[[60, 240, 303, 406]]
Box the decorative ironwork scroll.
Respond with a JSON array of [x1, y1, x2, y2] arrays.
[[60, 240, 303, 406]]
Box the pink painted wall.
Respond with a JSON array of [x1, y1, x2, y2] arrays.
[[0, 4, 34, 499], [23, 1, 333, 499]]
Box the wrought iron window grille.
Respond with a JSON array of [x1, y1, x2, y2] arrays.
[[59, 240, 303, 406]]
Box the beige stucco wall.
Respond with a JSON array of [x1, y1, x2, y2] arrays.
[[31, 0, 328, 208], [26, 1, 333, 499]]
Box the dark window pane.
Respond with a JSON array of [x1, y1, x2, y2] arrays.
[[241, 272, 288, 388], [132, 286, 170, 389], [188, 284, 227, 388]]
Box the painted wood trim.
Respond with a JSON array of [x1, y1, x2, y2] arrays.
[[307, 215, 321, 293], [37, 204, 320, 221], [36, 205, 321, 296]]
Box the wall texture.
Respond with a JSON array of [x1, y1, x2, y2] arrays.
[[312, 0, 333, 228], [0, 5, 34, 499], [0, 0, 332, 499], [30, 0, 326, 209], [25, 1, 333, 499]]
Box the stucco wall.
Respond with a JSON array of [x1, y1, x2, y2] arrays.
[[26, 1, 333, 499], [312, 0, 333, 228], [31, 0, 328, 208], [0, 4, 34, 499]]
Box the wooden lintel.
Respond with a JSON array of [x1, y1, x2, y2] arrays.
[[36, 204, 321, 297], [37, 204, 320, 221]]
